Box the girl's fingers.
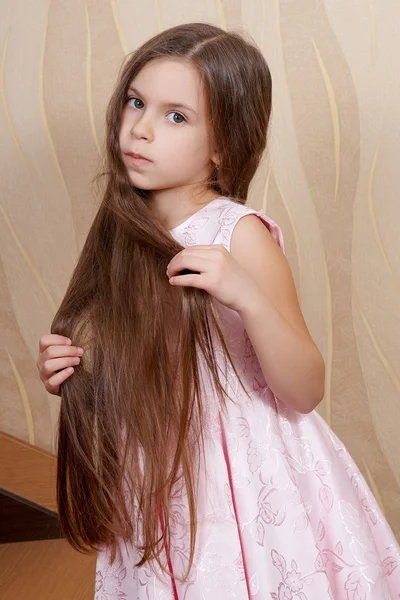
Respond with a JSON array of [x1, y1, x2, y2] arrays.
[[46, 367, 75, 396], [169, 272, 205, 288], [38, 334, 83, 396], [44, 345, 84, 360], [168, 255, 213, 278], [41, 356, 81, 377], [39, 334, 72, 353]]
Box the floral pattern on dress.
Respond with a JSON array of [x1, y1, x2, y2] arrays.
[[95, 198, 400, 599]]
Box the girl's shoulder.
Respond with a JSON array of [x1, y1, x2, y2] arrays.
[[171, 196, 284, 253]]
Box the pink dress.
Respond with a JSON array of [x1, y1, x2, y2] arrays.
[[95, 197, 400, 599]]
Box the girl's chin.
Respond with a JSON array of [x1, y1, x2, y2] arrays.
[[127, 177, 153, 190]]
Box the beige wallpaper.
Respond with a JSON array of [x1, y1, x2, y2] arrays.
[[0, 1, 399, 539]]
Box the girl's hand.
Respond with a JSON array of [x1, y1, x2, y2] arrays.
[[166, 244, 263, 313], [37, 334, 84, 396]]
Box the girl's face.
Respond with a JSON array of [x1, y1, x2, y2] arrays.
[[119, 57, 218, 196]]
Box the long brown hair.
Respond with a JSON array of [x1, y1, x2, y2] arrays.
[[51, 22, 272, 577]]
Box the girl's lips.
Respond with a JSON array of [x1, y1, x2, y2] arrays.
[[125, 153, 152, 166]]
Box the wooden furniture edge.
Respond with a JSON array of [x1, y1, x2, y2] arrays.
[[0, 432, 57, 513]]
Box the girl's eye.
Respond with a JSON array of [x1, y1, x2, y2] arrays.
[[167, 112, 186, 125], [128, 97, 144, 109], [127, 97, 186, 125]]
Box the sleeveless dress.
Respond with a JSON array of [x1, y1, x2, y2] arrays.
[[95, 197, 400, 599]]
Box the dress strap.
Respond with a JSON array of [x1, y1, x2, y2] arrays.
[[213, 201, 285, 254]]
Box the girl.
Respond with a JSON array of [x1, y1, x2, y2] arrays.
[[37, 22, 399, 600]]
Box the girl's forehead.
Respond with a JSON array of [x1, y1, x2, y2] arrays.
[[129, 57, 205, 104]]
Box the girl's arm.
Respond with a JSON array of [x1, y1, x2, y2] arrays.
[[231, 215, 325, 414]]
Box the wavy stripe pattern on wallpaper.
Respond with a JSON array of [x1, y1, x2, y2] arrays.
[[0, 0, 399, 540]]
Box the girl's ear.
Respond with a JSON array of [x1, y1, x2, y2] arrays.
[[211, 153, 220, 169]]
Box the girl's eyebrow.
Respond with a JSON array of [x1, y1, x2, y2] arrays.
[[127, 86, 197, 115]]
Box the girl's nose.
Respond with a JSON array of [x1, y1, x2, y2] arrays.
[[130, 116, 153, 141]]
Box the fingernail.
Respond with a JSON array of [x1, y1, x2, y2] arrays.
[[66, 339, 72, 345]]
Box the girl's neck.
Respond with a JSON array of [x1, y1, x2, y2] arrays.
[[148, 189, 223, 231]]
